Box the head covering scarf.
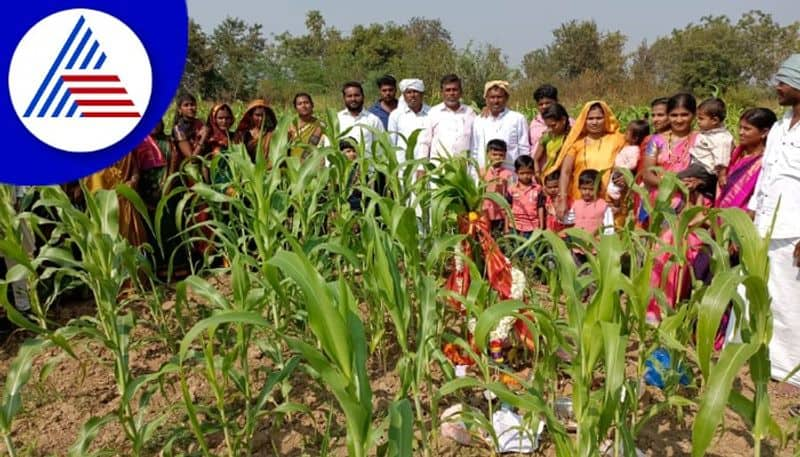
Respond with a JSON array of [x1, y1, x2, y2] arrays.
[[775, 53, 800, 90], [544, 100, 625, 199], [483, 80, 510, 98], [236, 99, 277, 134], [399, 78, 425, 93], [207, 103, 233, 150]]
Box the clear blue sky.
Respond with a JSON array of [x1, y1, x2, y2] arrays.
[[187, 0, 797, 66]]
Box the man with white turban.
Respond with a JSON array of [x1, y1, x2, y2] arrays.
[[388, 78, 431, 171], [748, 54, 800, 394], [470, 80, 530, 173]]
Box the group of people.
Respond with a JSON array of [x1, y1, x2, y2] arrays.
[[4, 51, 800, 408]]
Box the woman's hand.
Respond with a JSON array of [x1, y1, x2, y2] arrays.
[[681, 177, 702, 191], [555, 196, 567, 219], [612, 172, 627, 191]]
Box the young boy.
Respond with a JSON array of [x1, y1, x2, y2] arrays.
[[482, 139, 513, 235], [541, 170, 564, 232], [509, 155, 543, 238], [341, 138, 363, 212], [677, 97, 735, 199]]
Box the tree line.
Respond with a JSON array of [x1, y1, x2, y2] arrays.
[[183, 10, 799, 108]]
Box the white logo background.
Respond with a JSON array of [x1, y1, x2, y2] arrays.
[[8, 8, 152, 153]]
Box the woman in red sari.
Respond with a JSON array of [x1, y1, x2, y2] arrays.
[[204, 103, 236, 184], [171, 93, 208, 165], [235, 99, 277, 162]]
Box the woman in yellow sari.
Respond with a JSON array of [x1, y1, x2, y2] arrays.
[[85, 153, 146, 247], [544, 101, 625, 219], [288, 92, 326, 160]]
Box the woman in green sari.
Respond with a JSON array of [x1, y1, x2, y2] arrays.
[[133, 120, 189, 279], [532, 103, 571, 180], [288, 92, 327, 160]]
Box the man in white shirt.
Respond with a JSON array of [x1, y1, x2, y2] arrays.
[[420, 74, 476, 164], [337, 81, 385, 151], [388, 78, 430, 169], [747, 53, 800, 389], [471, 80, 530, 172]]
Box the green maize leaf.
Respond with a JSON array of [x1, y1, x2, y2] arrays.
[[692, 342, 759, 457], [67, 413, 116, 457], [254, 357, 301, 416], [473, 299, 527, 350], [386, 398, 413, 457], [177, 275, 229, 310], [0, 240, 34, 272], [269, 250, 353, 378], [88, 189, 120, 237], [114, 183, 154, 237], [696, 267, 743, 379], [0, 338, 50, 430], [179, 311, 270, 361], [286, 336, 370, 457]]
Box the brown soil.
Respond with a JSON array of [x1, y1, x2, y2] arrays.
[[0, 280, 798, 457]]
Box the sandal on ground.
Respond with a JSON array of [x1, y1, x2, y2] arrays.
[[789, 404, 800, 418]]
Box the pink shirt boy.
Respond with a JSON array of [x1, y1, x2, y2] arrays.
[[509, 182, 541, 232], [482, 167, 513, 222], [572, 199, 608, 234]]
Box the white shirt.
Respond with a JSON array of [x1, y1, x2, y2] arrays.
[[420, 102, 476, 161], [337, 108, 385, 151], [749, 110, 800, 239], [690, 127, 735, 173], [471, 108, 530, 171], [388, 103, 430, 163]]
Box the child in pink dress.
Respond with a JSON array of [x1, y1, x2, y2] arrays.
[[509, 155, 543, 238], [481, 139, 514, 235], [571, 169, 608, 234], [568, 169, 608, 264]]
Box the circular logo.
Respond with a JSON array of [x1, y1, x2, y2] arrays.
[[9, 9, 152, 153], [1, 0, 187, 185]]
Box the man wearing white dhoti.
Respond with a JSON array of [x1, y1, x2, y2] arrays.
[[748, 53, 800, 390]]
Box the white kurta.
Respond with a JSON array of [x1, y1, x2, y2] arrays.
[[470, 108, 530, 172], [420, 102, 477, 161], [747, 109, 800, 385], [387, 104, 430, 165]]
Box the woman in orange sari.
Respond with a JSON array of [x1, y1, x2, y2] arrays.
[[85, 153, 146, 246], [235, 99, 277, 161], [545, 101, 626, 219]]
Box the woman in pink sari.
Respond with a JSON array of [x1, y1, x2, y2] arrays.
[[710, 108, 777, 349], [640, 93, 701, 323], [716, 108, 777, 210]]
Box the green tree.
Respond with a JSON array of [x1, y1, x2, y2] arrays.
[[210, 17, 268, 100], [648, 11, 800, 93], [521, 20, 626, 86], [181, 19, 221, 98], [455, 42, 513, 106]]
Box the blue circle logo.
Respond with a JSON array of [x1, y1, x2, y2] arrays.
[[2, 0, 187, 185]]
